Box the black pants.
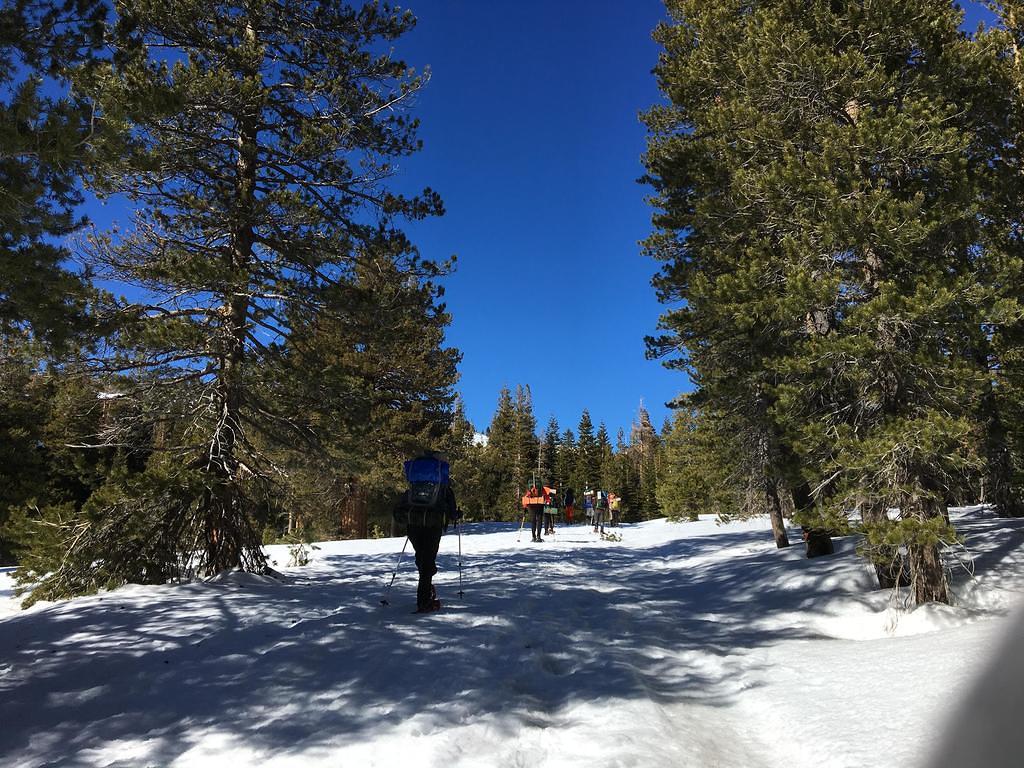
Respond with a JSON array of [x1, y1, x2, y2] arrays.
[[408, 524, 442, 609], [530, 508, 544, 540]]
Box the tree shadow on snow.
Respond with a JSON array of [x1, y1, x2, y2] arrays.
[[0, 514, 1017, 766]]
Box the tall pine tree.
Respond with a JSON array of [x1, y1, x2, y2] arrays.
[[575, 409, 600, 492], [23, 0, 448, 599], [644, 0, 1001, 603]]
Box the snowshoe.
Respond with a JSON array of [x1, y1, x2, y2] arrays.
[[415, 585, 441, 613]]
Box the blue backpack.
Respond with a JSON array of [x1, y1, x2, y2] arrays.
[[398, 455, 450, 526], [405, 456, 449, 507]]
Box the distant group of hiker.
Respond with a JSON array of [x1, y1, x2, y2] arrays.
[[386, 449, 840, 613], [387, 449, 623, 613], [520, 483, 621, 542]]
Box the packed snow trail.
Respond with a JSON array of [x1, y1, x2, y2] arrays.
[[1, 510, 1023, 767]]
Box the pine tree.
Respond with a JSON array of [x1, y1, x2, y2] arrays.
[[270, 247, 460, 535], [575, 409, 599, 491], [24, 0, 446, 598], [644, 0, 998, 603], [513, 384, 539, 489], [596, 422, 615, 491], [643, 0, 795, 546], [657, 400, 741, 522], [0, 346, 50, 564], [0, 1, 107, 564], [540, 416, 560, 487], [611, 427, 639, 521], [972, 2, 1024, 518], [0, 0, 103, 351], [631, 406, 662, 520], [556, 428, 577, 498], [484, 386, 518, 519], [439, 398, 488, 519]]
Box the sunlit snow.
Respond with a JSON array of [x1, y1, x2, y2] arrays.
[[2, 507, 1023, 767]]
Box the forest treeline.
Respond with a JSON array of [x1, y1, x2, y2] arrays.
[[445, 388, 664, 526]]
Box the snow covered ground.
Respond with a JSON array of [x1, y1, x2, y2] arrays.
[[2, 507, 1023, 767]]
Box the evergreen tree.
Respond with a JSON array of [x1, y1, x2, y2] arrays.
[[644, 0, 999, 603], [23, 0, 446, 599], [596, 422, 615, 491], [657, 400, 741, 522], [484, 386, 518, 519], [631, 405, 662, 520], [556, 428, 577, 498], [0, 0, 106, 562], [575, 409, 599, 491], [270, 248, 460, 536], [540, 416, 560, 487], [513, 384, 539, 489], [0, 0, 103, 351], [610, 426, 640, 522], [972, 2, 1024, 518], [0, 346, 51, 564], [438, 398, 487, 519]]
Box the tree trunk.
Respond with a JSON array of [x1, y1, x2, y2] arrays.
[[767, 481, 791, 549], [203, 18, 261, 574], [908, 498, 951, 605], [981, 388, 1023, 517], [755, 429, 790, 549], [910, 539, 949, 604]]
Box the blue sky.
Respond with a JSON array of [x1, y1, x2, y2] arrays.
[[392, 0, 679, 439]]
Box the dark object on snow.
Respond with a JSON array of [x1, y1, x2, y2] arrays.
[[414, 585, 441, 613], [802, 527, 835, 558], [391, 453, 459, 611]]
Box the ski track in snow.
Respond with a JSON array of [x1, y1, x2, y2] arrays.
[[1, 510, 1023, 767]]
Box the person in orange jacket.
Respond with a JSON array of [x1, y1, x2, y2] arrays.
[[524, 483, 546, 542]]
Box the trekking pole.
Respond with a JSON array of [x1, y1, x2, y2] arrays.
[[517, 510, 527, 542], [456, 519, 465, 599], [380, 535, 410, 606]]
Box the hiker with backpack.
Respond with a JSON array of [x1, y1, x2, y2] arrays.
[[563, 487, 575, 525], [543, 486, 558, 536], [391, 451, 461, 612], [609, 493, 622, 527], [583, 489, 595, 527], [523, 483, 546, 542], [593, 490, 609, 535]]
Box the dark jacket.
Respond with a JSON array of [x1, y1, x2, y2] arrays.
[[394, 485, 458, 530]]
